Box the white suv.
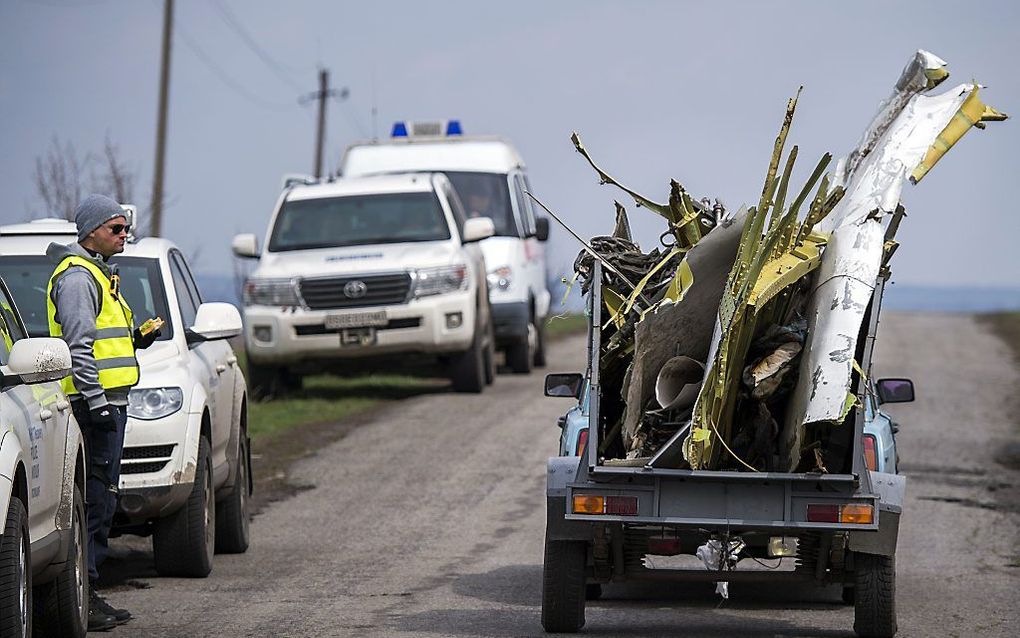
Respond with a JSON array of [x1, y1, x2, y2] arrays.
[[0, 219, 251, 579], [340, 123, 551, 373], [0, 277, 88, 637], [233, 172, 496, 396]]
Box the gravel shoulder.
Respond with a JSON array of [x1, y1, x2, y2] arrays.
[[97, 312, 1020, 637]]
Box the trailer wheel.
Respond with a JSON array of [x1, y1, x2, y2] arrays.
[[853, 552, 896, 638], [541, 538, 586, 633]]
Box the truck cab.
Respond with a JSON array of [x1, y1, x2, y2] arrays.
[[340, 121, 551, 373]]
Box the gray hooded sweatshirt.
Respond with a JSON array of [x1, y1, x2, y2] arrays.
[[46, 242, 133, 409]]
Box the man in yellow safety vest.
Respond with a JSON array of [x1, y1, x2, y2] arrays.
[[46, 194, 159, 631]]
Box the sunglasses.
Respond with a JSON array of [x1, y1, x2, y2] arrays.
[[104, 223, 131, 235]]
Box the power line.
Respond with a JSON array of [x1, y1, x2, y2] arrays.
[[210, 0, 306, 93], [174, 20, 295, 112]]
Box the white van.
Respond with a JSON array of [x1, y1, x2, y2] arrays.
[[340, 122, 551, 373], [232, 172, 497, 396]]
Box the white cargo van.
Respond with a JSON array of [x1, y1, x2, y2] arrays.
[[340, 122, 551, 373]]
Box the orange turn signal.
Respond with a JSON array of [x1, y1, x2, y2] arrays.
[[572, 494, 605, 514], [840, 504, 874, 524]]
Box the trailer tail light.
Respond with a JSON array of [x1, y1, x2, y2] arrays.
[[573, 495, 604, 514], [806, 503, 874, 524], [840, 504, 874, 524], [572, 494, 639, 516], [605, 496, 638, 516], [575, 429, 589, 456], [862, 434, 878, 471], [648, 537, 681, 555]]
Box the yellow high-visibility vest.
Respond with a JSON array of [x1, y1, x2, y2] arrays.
[[46, 255, 139, 395]]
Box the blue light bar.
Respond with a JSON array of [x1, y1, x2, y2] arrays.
[[445, 120, 463, 136], [391, 121, 408, 137]]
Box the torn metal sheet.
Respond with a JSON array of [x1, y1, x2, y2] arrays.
[[782, 53, 1007, 471]]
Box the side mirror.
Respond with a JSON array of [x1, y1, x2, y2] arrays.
[[1, 337, 71, 388], [876, 378, 914, 404], [545, 373, 583, 399], [462, 217, 495, 243], [535, 217, 550, 242], [187, 302, 243, 343], [232, 233, 260, 259]]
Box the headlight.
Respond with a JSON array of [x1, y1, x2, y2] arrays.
[[128, 387, 184, 420], [486, 265, 513, 291], [413, 264, 469, 298], [243, 277, 301, 306]]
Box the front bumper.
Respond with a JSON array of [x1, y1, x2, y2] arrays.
[[244, 291, 477, 365], [116, 408, 201, 522]]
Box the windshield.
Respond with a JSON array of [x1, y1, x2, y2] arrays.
[[268, 192, 451, 252], [445, 171, 518, 237], [0, 255, 173, 340]]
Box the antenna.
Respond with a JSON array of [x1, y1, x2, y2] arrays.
[[371, 66, 379, 142]]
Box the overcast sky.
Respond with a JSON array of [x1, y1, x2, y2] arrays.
[[2, 0, 1017, 290]]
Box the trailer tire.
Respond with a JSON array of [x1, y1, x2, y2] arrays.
[[853, 552, 896, 638], [541, 538, 586, 633]]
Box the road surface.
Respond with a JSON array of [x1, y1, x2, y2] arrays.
[[100, 312, 1020, 637]]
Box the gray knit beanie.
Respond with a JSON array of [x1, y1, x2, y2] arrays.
[[75, 194, 126, 241]]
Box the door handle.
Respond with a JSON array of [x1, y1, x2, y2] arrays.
[[216, 364, 227, 374], [39, 409, 54, 421], [227, 356, 237, 366], [56, 400, 70, 412]]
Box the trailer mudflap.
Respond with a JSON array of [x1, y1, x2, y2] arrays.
[[847, 470, 905, 556]]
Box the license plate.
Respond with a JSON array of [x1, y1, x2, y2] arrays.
[[325, 311, 388, 329], [340, 327, 376, 347]]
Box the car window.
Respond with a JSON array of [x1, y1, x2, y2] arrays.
[[513, 174, 537, 237], [444, 171, 519, 237], [443, 183, 467, 237], [0, 283, 26, 365], [521, 175, 539, 234], [269, 192, 452, 252], [170, 251, 203, 307], [0, 255, 172, 340], [169, 256, 198, 329]]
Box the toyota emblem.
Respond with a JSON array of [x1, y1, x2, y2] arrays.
[[343, 280, 368, 299]]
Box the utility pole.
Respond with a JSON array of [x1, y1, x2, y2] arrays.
[[313, 69, 328, 178], [299, 69, 349, 179], [150, 0, 173, 237]]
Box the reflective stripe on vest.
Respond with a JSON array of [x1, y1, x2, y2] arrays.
[[46, 255, 139, 395]]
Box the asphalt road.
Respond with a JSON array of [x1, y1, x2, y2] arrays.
[[99, 312, 1019, 637]]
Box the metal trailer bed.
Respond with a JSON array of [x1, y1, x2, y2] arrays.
[[543, 262, 906, 636]]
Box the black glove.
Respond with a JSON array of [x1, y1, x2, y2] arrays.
[[133, 327, 160, 350], [89, 404, 118, 431]]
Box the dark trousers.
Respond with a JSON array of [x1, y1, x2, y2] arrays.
[[71, 401, 128, 583]]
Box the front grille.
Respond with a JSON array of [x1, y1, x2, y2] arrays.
[[123, 444, 176, 460], [121, 460, 170, 474], [299, 273, 412, 310], [295, 317, 421, 336]]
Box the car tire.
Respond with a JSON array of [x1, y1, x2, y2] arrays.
[[483, 318, 496, 386], [541, 537, 586, 633], [506, 316, 534, 375], [0, 496, 31, 638], [153, 436, 215, 577], [247, 361, 280, 401], [215, 433, 251, 554], [534, 317, 547, 368], [450, 326, 485, 393], [585, 583, 602, 601], [33, 486, 87, 638], [853, 551, 896, 638]]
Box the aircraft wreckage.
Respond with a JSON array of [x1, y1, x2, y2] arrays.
[[540, 49, 1005, 472]]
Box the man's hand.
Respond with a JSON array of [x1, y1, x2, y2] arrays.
[[133, 326, 160, 350], [89, 404, 118, 431]]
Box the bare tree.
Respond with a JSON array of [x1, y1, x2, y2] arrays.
[[94, 134, 136, 204], [34, 137, 90, 220]]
